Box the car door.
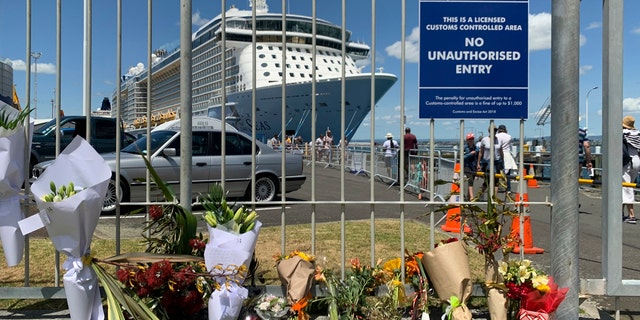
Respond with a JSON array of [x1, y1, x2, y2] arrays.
[[150, 131, 213, 198], [210, 132, 254, 198]]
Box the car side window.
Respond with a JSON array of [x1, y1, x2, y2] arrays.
[[192, 133, 209, 156], [95, 119, 116, 139], [226, 133, 253, 155], [165, 132, 209, 156], [211, 132, 252, 155]]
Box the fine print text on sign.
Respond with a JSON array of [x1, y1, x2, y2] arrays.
[[419, 0, 529, 119]]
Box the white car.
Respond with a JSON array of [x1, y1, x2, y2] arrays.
[[32, 117, 307, 212]]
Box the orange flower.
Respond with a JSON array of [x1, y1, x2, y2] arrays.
[[291, 293, 311, 320]]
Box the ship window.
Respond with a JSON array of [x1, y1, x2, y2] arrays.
[[300, 57, 305, 61], [263, 72, 270, 77], [275, 63, 281, 68], [259, 54, 265, 58], [257, 45, 263, 50], [261, 63, 268, 67], [304, 65, 309, 69], [300, 73, 305, 78], [323, 59, 327, 63], [292, 56, 297, 60], [272, 54, 277, 59], [289, 73, 294, 77], [296, 64, 300, 69], [268, 46, 273, 50], [305, 49, 310, 53], [279, 72, 283, 77], [287, 47, 293, 51], [286, 64, 291, 68]]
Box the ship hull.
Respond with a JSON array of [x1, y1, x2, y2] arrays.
[[207, 73, 397, 143]]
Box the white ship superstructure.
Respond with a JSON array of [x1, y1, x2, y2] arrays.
[[115, 0, 397, 142]]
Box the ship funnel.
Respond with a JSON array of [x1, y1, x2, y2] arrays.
[[250, 0, 269, 13]]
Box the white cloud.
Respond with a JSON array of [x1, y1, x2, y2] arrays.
[[192, 11, 209, 27], [586, 22, 601, 30], [632, 27, 640, 35], [8, 59, 56, 74], [529, 12, 551, 51], [623, 97, 640, 112], [580, 65, 593, 75], [385, 27, 420, 63]]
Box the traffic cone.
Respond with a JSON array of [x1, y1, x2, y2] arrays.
[[527, 164, 540, 188], [508, 215, 544, 254], [441, 163, 471, 233], [508, 180, 543, 254]]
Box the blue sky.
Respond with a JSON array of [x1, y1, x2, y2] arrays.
[[1, 0, 639, 141]]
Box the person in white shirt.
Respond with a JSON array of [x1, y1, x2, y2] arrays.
[[382, 132, 399, 179], [496, 124, 516, 194], [477, 127, 504, 197]]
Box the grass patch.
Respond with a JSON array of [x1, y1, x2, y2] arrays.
[[0, 219, 485, 310]]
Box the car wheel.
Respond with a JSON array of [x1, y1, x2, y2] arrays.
[[252, 175, 277, 202], [102, 175, 129, 213]]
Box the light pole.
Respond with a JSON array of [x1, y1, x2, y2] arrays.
[[585, 86, 598, 130], [31, 52, 42, 118]]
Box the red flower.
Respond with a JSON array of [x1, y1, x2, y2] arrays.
[[149, 205, 163, 220], [146, 260, 173, 289], [189, 238, 206, 250]]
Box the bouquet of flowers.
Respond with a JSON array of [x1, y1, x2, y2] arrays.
[[201, 183, 262, 320], [0, 101, 32, 266], [498, 259, 568, 320], [254, 293, 290, 319], [422, 238, 472, 320], [22, 136, 111, 320], [275, 249, 315, 317]]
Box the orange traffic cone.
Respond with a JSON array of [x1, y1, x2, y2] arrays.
[[441, 163, 471, 233], [508, 215, 544, 254], [527, 164, 540, 188], [513, 192, 529, 211]]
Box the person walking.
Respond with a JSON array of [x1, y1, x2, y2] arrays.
[[382, 132, 399, 180], [463, 133, 478, 200], [477, 126, 504, 197], [496, 124, 516, 194], [622, 115, 640, 224], [579, 127, 593, 178], [403, 127, 418, 182]]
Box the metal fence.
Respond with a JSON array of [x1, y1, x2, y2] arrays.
[[1, 1, 637, 319]]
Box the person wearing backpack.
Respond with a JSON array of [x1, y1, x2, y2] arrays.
[[622, 115, 640, 224]]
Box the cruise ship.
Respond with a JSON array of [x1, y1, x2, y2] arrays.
[[115, 0, 397, 142]]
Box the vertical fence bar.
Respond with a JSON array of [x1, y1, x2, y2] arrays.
[[550, 0, 580, 318], [179, 0, 193, 212]]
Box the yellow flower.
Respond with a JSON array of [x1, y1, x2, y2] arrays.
[[383, 258, 402, 274], [532, 274, 550, 291], [498, 261, 508, 276]]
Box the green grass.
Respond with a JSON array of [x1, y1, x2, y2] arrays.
[[0, 219, 486, 310]]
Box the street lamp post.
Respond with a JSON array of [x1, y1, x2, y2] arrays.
[[585, 86, 598, 131], [31, 52, 42, 118]]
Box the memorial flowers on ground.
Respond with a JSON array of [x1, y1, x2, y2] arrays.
[[275, 250, 316, 319], [498, 259, 568, 320], [21, 136, 111, 320], [202, 183, 262, 319], [0, 102, 32, 267], [423, 237, 472, 320]]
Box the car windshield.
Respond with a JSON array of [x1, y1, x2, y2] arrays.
[[121, 130, 176, 155], [33, 118, 59, 135]]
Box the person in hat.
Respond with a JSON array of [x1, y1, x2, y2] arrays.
[[622, 115, 640, 224], [463, 133, 478, 200], [382, 132, 399, 179]]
